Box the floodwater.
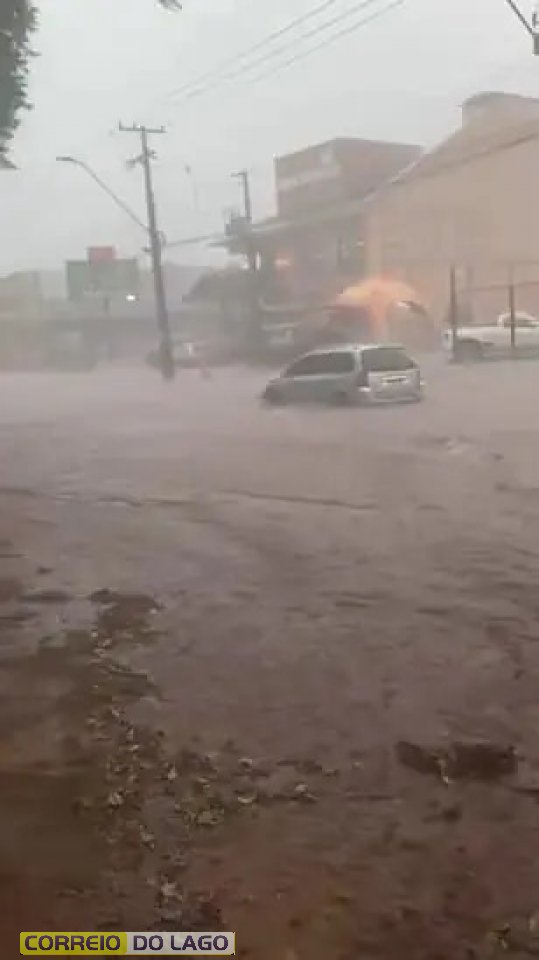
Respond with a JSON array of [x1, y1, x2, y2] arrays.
[[3, 360, 539, 958]]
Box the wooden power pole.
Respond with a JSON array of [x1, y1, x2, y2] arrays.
[[503, 0, 539, 53], [233, 169, 261, 344], [119, 123, 175, 380]]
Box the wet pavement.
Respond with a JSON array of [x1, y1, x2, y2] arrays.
[[3, 361, 539, 958]]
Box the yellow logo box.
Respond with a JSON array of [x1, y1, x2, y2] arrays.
[[20, 933, 127, 955], [20, 932, 236, 955]]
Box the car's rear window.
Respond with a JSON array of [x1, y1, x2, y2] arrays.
[[286, 351, 355, 376], [362, 347, 415, 372]]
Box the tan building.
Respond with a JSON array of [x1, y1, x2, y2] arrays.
[[222, 136, 420, 308], [366, 92, 539, 324]]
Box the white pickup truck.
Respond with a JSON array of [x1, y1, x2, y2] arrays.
[[442, 311, 539, 361]]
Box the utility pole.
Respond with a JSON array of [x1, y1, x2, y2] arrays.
[[119, 123, 175, 380], [508, 265, 517, 353], [232, 169, 261, 346], [449, 264, 459, 363], [234, 169, 253, 224], [503, 0, 539, 53]]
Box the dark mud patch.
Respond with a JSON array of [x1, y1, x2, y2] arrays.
[[90, 589, 162, 646], [332, 590, 389, 610], [396, 740, 518, 782], [0, 576, 24, 602], [0, 585, 181, 940], [23, 589, 73, 605], [0, 580, 258, 943], [415, 603, 456, 618], [0, 767, 101, 878], [0, 608, 35, 625]]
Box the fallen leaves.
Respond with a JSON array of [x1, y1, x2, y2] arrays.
[[106, 790, 125, 809]]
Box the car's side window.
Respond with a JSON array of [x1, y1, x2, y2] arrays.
[[318, 352, 355, 374], [284, 357, 311, 377], [284, 355, 321, 377], [285, 352, 355, 377]]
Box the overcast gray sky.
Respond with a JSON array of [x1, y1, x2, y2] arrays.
[[2, 0, 538, 273]]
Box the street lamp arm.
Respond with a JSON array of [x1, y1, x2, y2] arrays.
[[56, 156, 149, 234]]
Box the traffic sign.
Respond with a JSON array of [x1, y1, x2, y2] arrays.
[[66, 258, 139, 301], [87, 246, 116, 264]]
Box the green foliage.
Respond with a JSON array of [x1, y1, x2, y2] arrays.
[[0, 0, 180, 163], [0, 1, 38, 162]]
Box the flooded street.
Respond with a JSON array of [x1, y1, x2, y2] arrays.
[[3, 361, 539, 959]]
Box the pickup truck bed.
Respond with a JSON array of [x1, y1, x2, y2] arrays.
[[442, 314, 539, 361]]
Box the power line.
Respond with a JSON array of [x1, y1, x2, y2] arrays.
[[56, 155, 148, 234], [502, 0, 539, 52], [166, 230, 222, 248], [180, 0, 404, 104], [503, 0, 534, 36], [180, 0, 388, 103], [164, 0, 344, 102], [247, 0, 405, 88]]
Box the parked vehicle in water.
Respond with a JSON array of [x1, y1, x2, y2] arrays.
[[442, 311, 539, 362], [262, 343, 423, 406]]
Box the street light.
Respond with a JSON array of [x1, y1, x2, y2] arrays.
[[56, 155, 148, 234]]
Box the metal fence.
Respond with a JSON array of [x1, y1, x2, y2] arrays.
[[446, 263, 539, 360]]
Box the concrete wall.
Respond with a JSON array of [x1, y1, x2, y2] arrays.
[[365, 112, 539, 324]]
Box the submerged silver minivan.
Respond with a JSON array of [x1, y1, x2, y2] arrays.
[[262, 343, 423, 406]]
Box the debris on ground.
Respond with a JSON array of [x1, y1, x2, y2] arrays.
[[395, 740, 517, 782], [486, 919, 539, 956], [292, 783, 318, 804], [7, 366, 539, 960]]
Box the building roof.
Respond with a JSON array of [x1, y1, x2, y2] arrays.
[[275, 136, 419, 164], [385, 113, 539, 187], [214, 195, 369, 251], [462, 90, 539, 109]]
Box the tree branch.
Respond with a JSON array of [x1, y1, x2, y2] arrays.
[[0, 0, 181, 162]]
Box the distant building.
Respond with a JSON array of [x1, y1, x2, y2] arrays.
[[0, 270, 43, 316], [365, 91, 539, 322], [220, 136, 421, 310]]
